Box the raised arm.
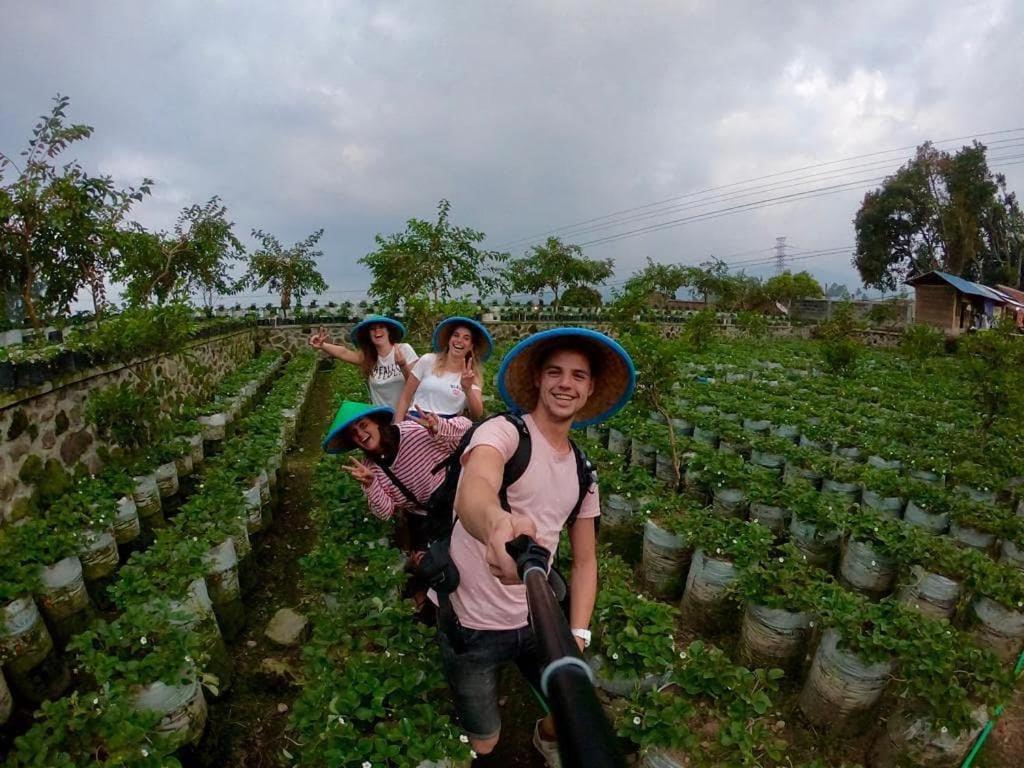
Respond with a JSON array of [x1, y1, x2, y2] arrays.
[[455, 445, 536, 584], [461, 357, 484, 419], [393, 372, 421, 422], [309, 328, 363, 365]]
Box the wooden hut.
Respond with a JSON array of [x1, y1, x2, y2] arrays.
[[905, 271, 1009, 336]]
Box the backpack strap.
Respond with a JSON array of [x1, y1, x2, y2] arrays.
[[370, 458, 427, 512], [497, 413, 531, 512], [566, 441, 598, 530]]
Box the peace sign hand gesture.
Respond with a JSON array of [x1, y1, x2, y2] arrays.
[[308, 326, 329, 350], [460, 354, 476, 391], [409, 405, 440, 436], [342, 457, 374, 487], [394, 344, 407, 367]]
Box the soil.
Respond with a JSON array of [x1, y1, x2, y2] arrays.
[[192, 368, 335, 768], [978, 684, 1024, 767]]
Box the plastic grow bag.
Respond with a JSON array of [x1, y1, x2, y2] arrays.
[[655, 451, 678, 486], [37, 556, 94, 645], [131, 672, 208, 749], [168, 578, 234, 692], [155, 461, 180, 498], [587, 653, 670, 698], [970, 596, 1024, 662], [244, 483, 264, 535], [198, 412, 227, 442], [904, 500, 949, 535], [1, 596, 54, 674], [784, 461, 823, 489], [203, 538, 245, 641], [839, 538, 897, 598], [739, 602, 811, 675], [868, 705, 987, 768], [641, 519, 691, 599], [949, 523, 996, 553], [861, 488, 904, 518], [896, 566, 961, 621], [114, 495, 142, 546], [789, 515, 840, 571], [749, 502, 790, 536], [821, 478, 861, 504], [630, 438, 657, 474], [798, 628, 893, 733], [601, 494, 636, 527], [712, 487, 747, 519], [679, 549, 738, 633], [607, 428, 627, 454], [188, 433, 205, 467], [132, 473, 164, 525]]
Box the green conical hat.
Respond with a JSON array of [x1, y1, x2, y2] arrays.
[[322, 400, 394, 453]]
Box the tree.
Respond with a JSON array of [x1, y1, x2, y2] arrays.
[[854, 142, 1024, 291], [622, 257, 691, 297], [762, 270, 823, 312], [360, 199, 507, 309], [246, 228, 327, 310], [114, 197, 245, 306], [505, 237, 613, 308], [560, 285, 603, 307], [0, 95, 151, 328]]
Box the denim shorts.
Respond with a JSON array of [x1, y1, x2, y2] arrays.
[[436, 600, 545, 740]]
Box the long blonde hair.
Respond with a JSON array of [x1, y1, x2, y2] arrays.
[[434, 325, 484, 380]]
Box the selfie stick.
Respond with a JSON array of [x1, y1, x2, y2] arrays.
[[505, 534, 626, 768]]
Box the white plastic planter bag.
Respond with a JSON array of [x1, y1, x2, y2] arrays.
[[155, 461, 179, 498], [669, 418, 694, 437], [798, 629, 892, 732], [861, 489, 904, 518], [956, 485, 996, 504], [114, 495, 142, 546], [174, 450, 194, 479], [680, 549, 738, 632], [257, 469, 271, 508], [908, 468, 943, 486], [131, 672, 208, 749], [78, 528, 118, 581], [903, 500, 949, 534], [198, 412, 227, 442], [970, 596, 1024, 662], [821, 478, 860, 504], [692, 426, 719, 447], [835, 445, 861, 461], [784, 461, 822, 489], [896, 566, 961, 621], [749, 502, 789, 536], [188, 433, 205, 467], [132, 473, 163, 527], [655, 452, 677, 485], [243, 483, 264, 535], [641, 747, 691, 768], [868, 705, 987, 768], [839, 539, 897, 598], [37, 556, 94, 645], [203, 538, 245, 641], [712, 487, 747, 518], [771, 424, 800, 443], [789, 515, 840, 571], [587, 653, 669, 699], [630, 439, 656, 474], [607, 428, 627, 455], [601, 494, 635, 527], [641, 519, 691, 599], [2, 596, 54, 675], [867, 455, 902, 472], [750, 449, 785, 475], [282, 408, 299, 443], [169, 579, 233, 692], [949, 522, 996, 553], [739, 603, 811, 675]]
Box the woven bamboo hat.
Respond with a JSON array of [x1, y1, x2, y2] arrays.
[[349, 315, 407, 346], [432, 316, 494, 361], [322, 400, 394, 453], [497, 328, 636, 428]]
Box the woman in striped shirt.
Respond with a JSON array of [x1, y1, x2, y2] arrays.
[[323, 400, 471, 549]]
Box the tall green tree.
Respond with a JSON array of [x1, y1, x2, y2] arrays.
[[0, 95, 151, 328], [246, 228, 327, 310], [762, 270, 823, 311], [854, 142, 1024, 290], [114, 196, 245, 306], [505, 237, 613, 308], [360, 199, 507, 308]]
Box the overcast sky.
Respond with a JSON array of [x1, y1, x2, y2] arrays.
[[2, 0, 1022, 306]]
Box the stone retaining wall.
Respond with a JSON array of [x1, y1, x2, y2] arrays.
[[0, 330, 256, 522]]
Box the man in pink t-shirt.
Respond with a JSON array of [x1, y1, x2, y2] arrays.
[[438, 328, 635, 765]]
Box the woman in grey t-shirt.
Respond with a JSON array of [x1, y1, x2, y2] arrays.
[[309, 315, 419, 409]]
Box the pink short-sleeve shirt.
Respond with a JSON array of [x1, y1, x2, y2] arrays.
[[448, 414, 600, 630]]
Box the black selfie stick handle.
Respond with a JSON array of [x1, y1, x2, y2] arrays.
[[506, 534, 626, 768]]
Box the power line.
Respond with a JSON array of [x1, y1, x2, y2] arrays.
[[491, 128, 1024, 251]]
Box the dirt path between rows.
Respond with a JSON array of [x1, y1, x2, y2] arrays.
[[195, 366, 335, 768]]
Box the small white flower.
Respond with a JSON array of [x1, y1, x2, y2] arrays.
[[679, 652, 687, 659], [809, 621, 815, 628], [871, 561, 877, 567], [778, 557, 784, 563], [612, 652, 619, 660], [92, 697, 99, 705], [940, 726, 948, 734], [141, 749, 149, 757], [460, 734, 469, 743], [633, 716, 642, 725], [470, 751, 478, 759], [363, 762, 372, 768], [338, 716, 346, 725], [140, 636, 148, 646]]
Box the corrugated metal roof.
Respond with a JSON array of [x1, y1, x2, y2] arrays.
[[908, 270, 1008, 303]]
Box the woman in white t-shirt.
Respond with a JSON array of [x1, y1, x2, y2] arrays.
[[309, 315, 419, 409], [394, 316, 493, 421]]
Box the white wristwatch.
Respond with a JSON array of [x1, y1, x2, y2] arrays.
[[571, 628, 592, 648]]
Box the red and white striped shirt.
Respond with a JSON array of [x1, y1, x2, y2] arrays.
[[362, 417, 472, 520]]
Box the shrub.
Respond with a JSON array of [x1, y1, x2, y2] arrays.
[[899, 323, 945, 361], [735, 310, 769, 338]]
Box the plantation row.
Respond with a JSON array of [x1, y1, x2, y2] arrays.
[[0, 351, 316, 764], [564, 340, 1023, 767]]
